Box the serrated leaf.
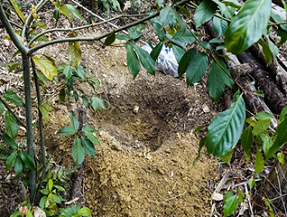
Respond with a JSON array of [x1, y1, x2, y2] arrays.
[[14, 156, 23, 174], [277, 152, 285, 165], [160, 6, 176, 26], [252, 119, 271, 136], [224, 0, 272, 54], [6, 151, 17, 170], [133, 45, 156, 75], [206, 94, 245, 158], [58, 126, 77, 136], [32, 57, 58, 80], [194, 0, 217, 28], [19, 151, 36, 171], [3, 89, 24, 106], [69, 113, 79, 130], [186, 52, 208, 85], [84, 131, 100, 146], [125, 44, 140, 77], [81, 136, 96, 157], [255, 148, 264, 173], [105, 31, 116, 46], [266, 118, 287, 160], [241, 126, 253, 152], [68, 32, 82, 68], [223, 192, 238, 217], [5, 111, 18, 139], [72, 137, 85, 165], [91, 96, 106, 112], [178, 48, 197, 77]]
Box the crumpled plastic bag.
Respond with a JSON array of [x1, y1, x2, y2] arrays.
[[142, 44, 179, 77]]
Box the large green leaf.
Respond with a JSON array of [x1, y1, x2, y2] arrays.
[[223, 192, 238, 217], [32, 57, 58, 80], [133, 45, 156, 75], [206, 93, 246, 157], [125, 44, 141, 77], [58, 126, 77, 136], [168, 30, 196, 49], [81, 136, 96, 157], [266, 118, 287, 160], [178, 48, 197, 77], [213, 16, 228, 36], [84, 131, 100, 146], [194, 0, 217, 28], [224, 0, 272, 54], [14, 156, 23, 174], [69, 113, 79, 131], [160, 6, 176, 26], [4, 111, 18, 139], [19, 151, 36, 171], [72, 137, 85, 165], [185, 52, 208, 85], [3, 89, 24, 107]]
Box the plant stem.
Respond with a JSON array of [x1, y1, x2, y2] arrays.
[[22, 54, 36, 203], [31, 59, 46, 177]]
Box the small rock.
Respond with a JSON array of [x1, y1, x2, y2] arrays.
[[133, 105, 139, 114]]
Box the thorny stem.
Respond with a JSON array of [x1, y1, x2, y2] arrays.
[[0, 96, 26, 129]]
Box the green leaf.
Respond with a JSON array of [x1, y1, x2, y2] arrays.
[[14, 156, 23, 174], [237, 189, 244, 204], [10, 0, 26, 22], [279, 106, 287, 123], [58, 126, 77, 136], [84, 131, 100, 146], [198, 41, 211, 50], [65, 4, 87, 24], [193, 125, 206, 134], [248, 177, 255, 190], [150, 42, 163, 61], [0, 101, 4, 116], [264, 198, 275, 217], [82, 95, 89, 107], [77, 207, 91, 216], [206, 94, 246, 158], [260, 133, 273, 156], [224, 0, 272, 54], [160, 6, 176, 26], [6, 151, 17, 170], [69, 113, 79, 131], [53, 9, 60, 25], [8, 62, 19, 72], [150, 18, 166, 41], [81, 136, 96, 157], [3, 133, 17, 150], [172, 45, 185, 64], [5, 111, 18, 139], [76, 66, 86, 80], [133, 45, 156, 75], [91, 95, 106, 112], [128, 27, 142, 40], [207, 60, 233, 102], [213, 16, 228, 36], [54, 184, 65, 192], [63, 65, 72, 79], [258, 39, 273, 66], [277, 27, 287, 46], [241, 126, 253, 152], [194, 0, 217, 28], [266, 118, 287, 160], [105, 31, 116, 46], [255, 148, 264, 173], [253, 111, 274, 120], [252, 119, 271, 136], [19, 151, 36, 171], [125, 44, 141, 77], [222, 0, 242, 9], [116, 33, 129, 41], [52, 194, 63, 204], [48, 179, 53, 192], [178, 48, 197, 77], [169, 30, 196, 49], [277, 152, 285, 165], [223, 192, 238, 217], [173, 9, 186, 32], [33, 57, 58, 80], [72, 137, 85, 165], [3, 89, 24, 107], [186, 52, 208, 85], [39, 105, 49, 122], [68, 35, 82, 68], [82, 125, 96, 133], [220, 150, 233, 165], [177, 5, 191, 18]]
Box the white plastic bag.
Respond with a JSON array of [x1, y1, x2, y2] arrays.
[[142, 44, 179, 77]]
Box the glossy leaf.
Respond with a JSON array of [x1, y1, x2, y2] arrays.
[[72, 137, 85, 165], [3, 133, 17, 150], [105, 31, 116, 46], [81, 136, 96, 157], [14, 156, 23, 174], [169, 30, 196, 49], [255, 148, 264, 173], [206, 94, 246, 158], [58, 126, 77, 136], [69, 113, 79, 131], [68, 32, 82, 68], [223, 192, 238, 217], [125, 44, 140, 77], [258, 39, 273, 66], [150, 42, 163, 61], [241, 126, 253, 152], [5, 111, 18, 139], [32, 57, 58, 80], [194, 0, 217, 28], [133, 45, 156, 75], [277, 27, 287, 46], [213, 16, 228, 36], [19, 151, 36, 171], [91, 95, 106, 112], [266, 118, 287, 160], [6, 151, 17, 170], [178, 48, 197, 77], [3, 89, 24, 107], [224, 0, 272, 54]]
